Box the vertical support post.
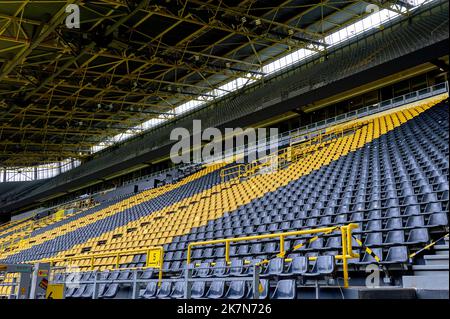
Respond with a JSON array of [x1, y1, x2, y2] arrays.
[[158, 265, 163, 288], [225, 241, 230, 263], [347, 224, 354, 257], [315, 280, 320, 299], [279, 236, 285, 257], [92, 271, 98, 300], [187, 244, 192, 265], [131, 270, 139, 300], [252, 264, 260, 299], [184, 264, 192, 299], [341, 226, 349, 288]]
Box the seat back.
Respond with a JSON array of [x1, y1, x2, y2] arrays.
[[290, 256, 308, 274], [271, 279, 296, 299], [191, 281, 206, 299], [267, 258, 284, 275], [205, 281, 225, 299], [316, 255, 335, 274]]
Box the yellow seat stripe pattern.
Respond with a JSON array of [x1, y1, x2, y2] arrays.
[[36, 95, 446, 269]]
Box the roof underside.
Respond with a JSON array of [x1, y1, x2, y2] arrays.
[[0, 0, 410, 166]]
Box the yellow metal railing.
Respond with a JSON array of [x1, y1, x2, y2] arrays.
[[220, 164, 246, 183], [40, 246, 165, 286], [187, 224, 359, 288], [290, 121, 367, 147]]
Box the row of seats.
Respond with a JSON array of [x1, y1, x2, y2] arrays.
[[168, 210, 445, 244], [58, 255, 336, 299]]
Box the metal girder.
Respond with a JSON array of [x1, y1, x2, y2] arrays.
[[0, 0, 81, 82], [23, 0, 152, 101], [0, 0, 404, 167], [186, 0, 325, 39]]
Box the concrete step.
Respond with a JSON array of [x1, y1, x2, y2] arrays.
[[424, 254, 449, 266], [412, 264, 449, 276], [434, 244, 449, 255], [357, 287, 416, 299], [402, 274, 449, 290]]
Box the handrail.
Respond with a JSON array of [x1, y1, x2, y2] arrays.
[[40, 246, 164, 286], [187, 223, 359, 288]]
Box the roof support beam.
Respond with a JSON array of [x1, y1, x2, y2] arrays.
[[0, 0, 80, 82]]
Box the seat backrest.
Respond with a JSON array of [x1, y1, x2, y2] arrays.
[[206, 281, 225, 298], [271, 279, 296, 299], [250, 243, 262, 254], [143, 281, 157, 297], [191, 281, 206, 298], [361, 248, 383, 263], [268, 258, 284, 275], [406, 215, 424, 227], [140, 268, 154, 279], [213, 260, 228, 276], [365, 232, 382, 246], [316, 255, 335, 274], [247, 279, 268, 299], [103, 283, 119, 298], [171, 281, 185, 297], [385, 230, 405, 244], [237, 245, 249, 255], [385, 246, 408, 263], [291, 256, 308, 274], [325, 236, 341, 249], [309, 237, 324, 249], [118, 270, 131, 280], [428, 212, 448, 226], [170, 261, 181, 272], [229, 259, 244, 275], [196, 262, 211, 277], [225, 281, 246, 299], [157, 281, 172, 297], [407, 228, 429, 243]]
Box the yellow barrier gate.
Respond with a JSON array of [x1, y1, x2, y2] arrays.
[[188, 224, 359, 288]]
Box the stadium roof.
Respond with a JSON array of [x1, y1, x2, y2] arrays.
[[0, 0, 423, 167]]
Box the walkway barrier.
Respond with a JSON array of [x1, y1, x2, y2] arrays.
[[187, 224, 359, 288], [42, 246, 164, 286]]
